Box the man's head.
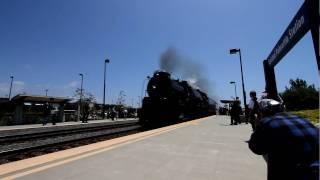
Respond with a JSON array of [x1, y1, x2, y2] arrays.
[[250, 91, 256, 98], [258, 98, 284, 117]]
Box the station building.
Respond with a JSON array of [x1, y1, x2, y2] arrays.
[[1, 94, 71, 125]]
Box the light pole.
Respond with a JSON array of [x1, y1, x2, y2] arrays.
[[230, 48, 247, 119], [131, 98, 134, 107], [102, 59, 110, 119], [137, 96, 141, 107], [229, 81, 237, 99], [45, 89, 48, 96], [8, 76, 14, 100], [140, 76, 150, 104], [78, 73, 84, 122]]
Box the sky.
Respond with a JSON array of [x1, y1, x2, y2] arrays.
[[0, 0, 318, 107]]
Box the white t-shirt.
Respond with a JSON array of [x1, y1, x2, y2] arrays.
[[248, 99, 255, 110]]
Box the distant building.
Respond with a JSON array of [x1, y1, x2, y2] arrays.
[[10, 94, 70, 125], [0, 98, 9, 103]]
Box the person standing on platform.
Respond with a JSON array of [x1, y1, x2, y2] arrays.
[[233, 100, 242, 125], [229, 102, 235, 125], [249, 98, 319, 180], [82, 102, 89, 123], [230, 100, 242, 125], [51, 112, 56, 125], [42, 102, 50, 126], [111, 107, 117, 121], [248, 91, 260, 130]]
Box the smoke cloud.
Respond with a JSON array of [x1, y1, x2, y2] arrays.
[[159, 47, 215, 98]]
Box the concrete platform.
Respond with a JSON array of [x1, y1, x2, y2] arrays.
[[0, 115, 266, 180]]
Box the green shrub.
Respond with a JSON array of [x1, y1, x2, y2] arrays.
[[290, 109, 319, 125]]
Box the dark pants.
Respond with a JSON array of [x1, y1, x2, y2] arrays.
[[230, 115, 234, 125], [82, 114, 88, 123], [52, 117, 56, 125], [234, 115, 240, 124], [250, 113, 257, 131]]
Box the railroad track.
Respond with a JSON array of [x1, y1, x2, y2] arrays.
[[0, 120, 141, 164]]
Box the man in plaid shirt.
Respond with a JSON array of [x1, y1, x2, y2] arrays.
[[249, 99, 319, 180]]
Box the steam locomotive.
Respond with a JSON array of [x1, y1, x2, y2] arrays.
[[138, 70, 216, 128]]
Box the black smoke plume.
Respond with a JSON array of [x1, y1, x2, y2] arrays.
[[159, 47, 215, 98]]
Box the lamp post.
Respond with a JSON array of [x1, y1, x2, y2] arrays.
[[229, 48, 247, 119], [131, 98, 134, 107], [229, 81, 237, 99], [140, 76, 150, 104], [78, 73, 84, 122], [138, 96, 141, 108], [102, 59, 110, 119], [8, 76, 14, 100]]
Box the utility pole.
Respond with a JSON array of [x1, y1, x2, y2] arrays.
[[8, 76, 14, 100]]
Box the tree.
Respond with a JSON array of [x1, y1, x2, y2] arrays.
[[117, 90, 126, 106], [281, 78, 319, 110], [73, 88, 97, 120], [73, 88, 96, 103]]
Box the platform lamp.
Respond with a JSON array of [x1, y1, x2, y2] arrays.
[[8, 76, 14, 100], [102, 59, 110, 119], [78, 73, 84, 122], [229, 48, 247, 120]]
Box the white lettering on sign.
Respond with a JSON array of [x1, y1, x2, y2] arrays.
[[268, 15, 306, 65], [289, 16, 305, 39]]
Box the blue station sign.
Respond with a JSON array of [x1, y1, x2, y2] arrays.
[[267, 2, 310, 67]]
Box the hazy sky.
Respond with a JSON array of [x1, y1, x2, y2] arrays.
[[0, 0, 318, 106]]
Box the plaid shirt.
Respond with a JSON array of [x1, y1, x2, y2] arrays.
[[249, 112, 319, 180]]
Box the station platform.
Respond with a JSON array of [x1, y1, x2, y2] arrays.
[[0, 115, 266, 180], [0, 118, 138, 131]]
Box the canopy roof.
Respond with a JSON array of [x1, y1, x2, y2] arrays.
[[220, 100, 236, 104], [11, 94, 71, 103]]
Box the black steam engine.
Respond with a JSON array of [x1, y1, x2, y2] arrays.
[[139, 71, 216, 128]]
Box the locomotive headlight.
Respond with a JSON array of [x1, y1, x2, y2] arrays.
[[152, 85, 156, 89]]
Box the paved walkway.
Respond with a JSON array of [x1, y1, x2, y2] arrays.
[[0, 115, 266, 180]]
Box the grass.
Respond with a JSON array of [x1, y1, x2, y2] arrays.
[[290, 109, 319, 125]]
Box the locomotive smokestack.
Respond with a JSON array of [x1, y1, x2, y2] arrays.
[[159, 47, 215, 98]]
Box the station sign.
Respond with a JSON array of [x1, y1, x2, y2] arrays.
[[267, 2, 310, 67]]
